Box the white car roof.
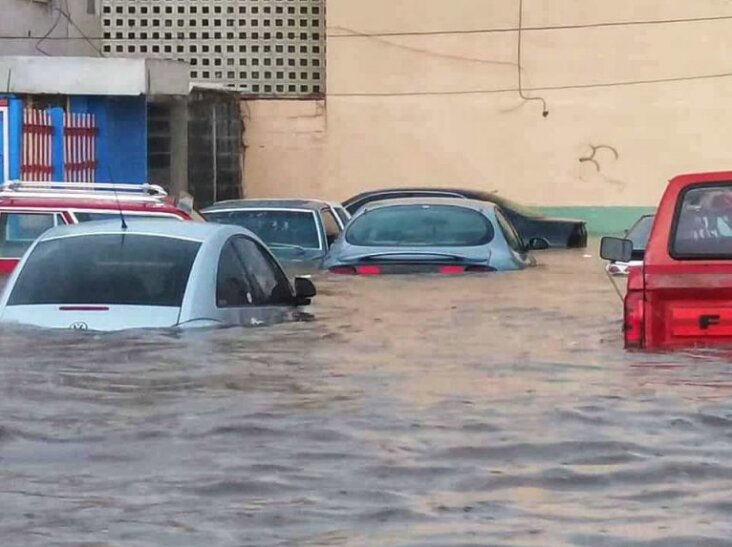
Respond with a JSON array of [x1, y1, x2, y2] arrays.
[[35, 218, 255, 243]]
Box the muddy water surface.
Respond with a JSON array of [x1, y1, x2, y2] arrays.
[[2, 246, 732, 546]]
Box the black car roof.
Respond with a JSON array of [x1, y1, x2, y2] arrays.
[[343, 187, 498, 205]]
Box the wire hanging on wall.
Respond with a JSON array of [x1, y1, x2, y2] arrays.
[[517, 0, 549, 117]]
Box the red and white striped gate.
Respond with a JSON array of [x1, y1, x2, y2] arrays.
[[63, 112, 97, 182], [21, 109, 53, 181]]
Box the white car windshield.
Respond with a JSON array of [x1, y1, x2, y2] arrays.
[[8, 234, 201, 307]]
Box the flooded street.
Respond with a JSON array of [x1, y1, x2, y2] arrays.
[[2, 244, 732, 546]]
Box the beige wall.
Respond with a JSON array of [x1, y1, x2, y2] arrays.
[[244, 0, 732, 207]]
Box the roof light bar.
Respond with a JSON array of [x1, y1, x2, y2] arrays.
[[1, 180, 167, 195]]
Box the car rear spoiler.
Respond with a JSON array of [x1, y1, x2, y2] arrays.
[[351, 251, 482, 262]]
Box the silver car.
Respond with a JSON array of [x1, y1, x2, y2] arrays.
[[0, 219, 316, 331], [202, 199, 348, 268], [323, 198, 548, 275]]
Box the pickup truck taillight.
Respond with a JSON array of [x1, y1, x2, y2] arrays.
[[624, 290, 644, 349]]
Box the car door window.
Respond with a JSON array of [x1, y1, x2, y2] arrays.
[[232, 237, 293, 305], [0, 212, 61, 258], [320, 208, 341, 246], [216, 241, 255, 307], [494, 209, 523, 252]]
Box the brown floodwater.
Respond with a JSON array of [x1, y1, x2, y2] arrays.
[[1, 244, 732, 546]]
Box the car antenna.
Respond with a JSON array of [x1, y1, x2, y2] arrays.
[[114, 186, 128, 231], [102, 117, 127, 231]]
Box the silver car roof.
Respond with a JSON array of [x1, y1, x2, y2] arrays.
[[356, 197, 499, 214], [35, 218, 257, 243]]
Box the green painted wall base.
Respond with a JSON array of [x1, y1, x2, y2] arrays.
[[538, 206, 656, 235]]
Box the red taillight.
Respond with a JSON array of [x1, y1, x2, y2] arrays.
[[355, 265, 381, 275], [624, 290, 644, 349], [439, 265, 465, 275], [329, 265, 357, 275]]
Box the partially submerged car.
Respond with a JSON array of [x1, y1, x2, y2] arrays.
[[0, 219, 316, 331], [202, 199, 346, 267], [601, 171, 732, 350], [0, 181, 198, 275], [342, 187, 587, 248], [324, 198, 548, 275], [605, 214, 654, 276]]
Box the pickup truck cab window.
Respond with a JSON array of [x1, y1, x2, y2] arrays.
[[672, 185, 732, 258]]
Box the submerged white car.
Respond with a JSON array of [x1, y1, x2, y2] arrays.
[[0, 219, 316, 331]]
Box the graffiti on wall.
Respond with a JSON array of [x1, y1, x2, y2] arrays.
[[578, 144, 626, 189]]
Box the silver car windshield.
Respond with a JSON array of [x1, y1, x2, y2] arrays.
[[346, 205, 494, 247], [8, 234, 201, 307], [205, 210, 321, 250]]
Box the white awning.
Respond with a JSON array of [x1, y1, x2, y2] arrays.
[[0, 56, 190, 96]]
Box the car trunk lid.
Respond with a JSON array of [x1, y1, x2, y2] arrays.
[[0, 305, 182, 331]]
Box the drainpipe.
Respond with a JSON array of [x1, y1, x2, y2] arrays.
[[212, 103, 218, 203]]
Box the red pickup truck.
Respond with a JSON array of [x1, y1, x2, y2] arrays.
[[601, 171, 732, 350]]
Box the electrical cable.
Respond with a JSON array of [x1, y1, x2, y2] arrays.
[[516, 0, 548, 117], [329, 13, 732, 38], [329, 69, 732, 97], [34, 6, 63, 56], [53, 1, 104, 56]]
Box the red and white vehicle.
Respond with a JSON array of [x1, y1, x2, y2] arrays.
[[601, 171, 732, 350], [0, 181, 199, 275]]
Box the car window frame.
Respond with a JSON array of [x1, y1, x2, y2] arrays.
[[669, 182, 732, 260], [494, 207, 525, 252], [215, 239, 257, 308], [231, 235, 294, 306], [205, 207, 326, 252], [319, 207, 342, 247], [328, 204, 350, 229], [0, 210, 66, 259]]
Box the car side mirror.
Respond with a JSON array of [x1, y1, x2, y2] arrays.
[[600, 236, 633, 262], [527, 237, 550, 251], [294, 276, 316, 305]]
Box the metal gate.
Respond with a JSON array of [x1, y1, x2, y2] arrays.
[[63, 112, 97, 182], [21, 109, 53, 181]]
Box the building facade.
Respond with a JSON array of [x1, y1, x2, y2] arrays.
[[0, 57, 190, 192], [242, 0, 732, 232], [101, 0, 325, 97], [0, 0, 102, 57]]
